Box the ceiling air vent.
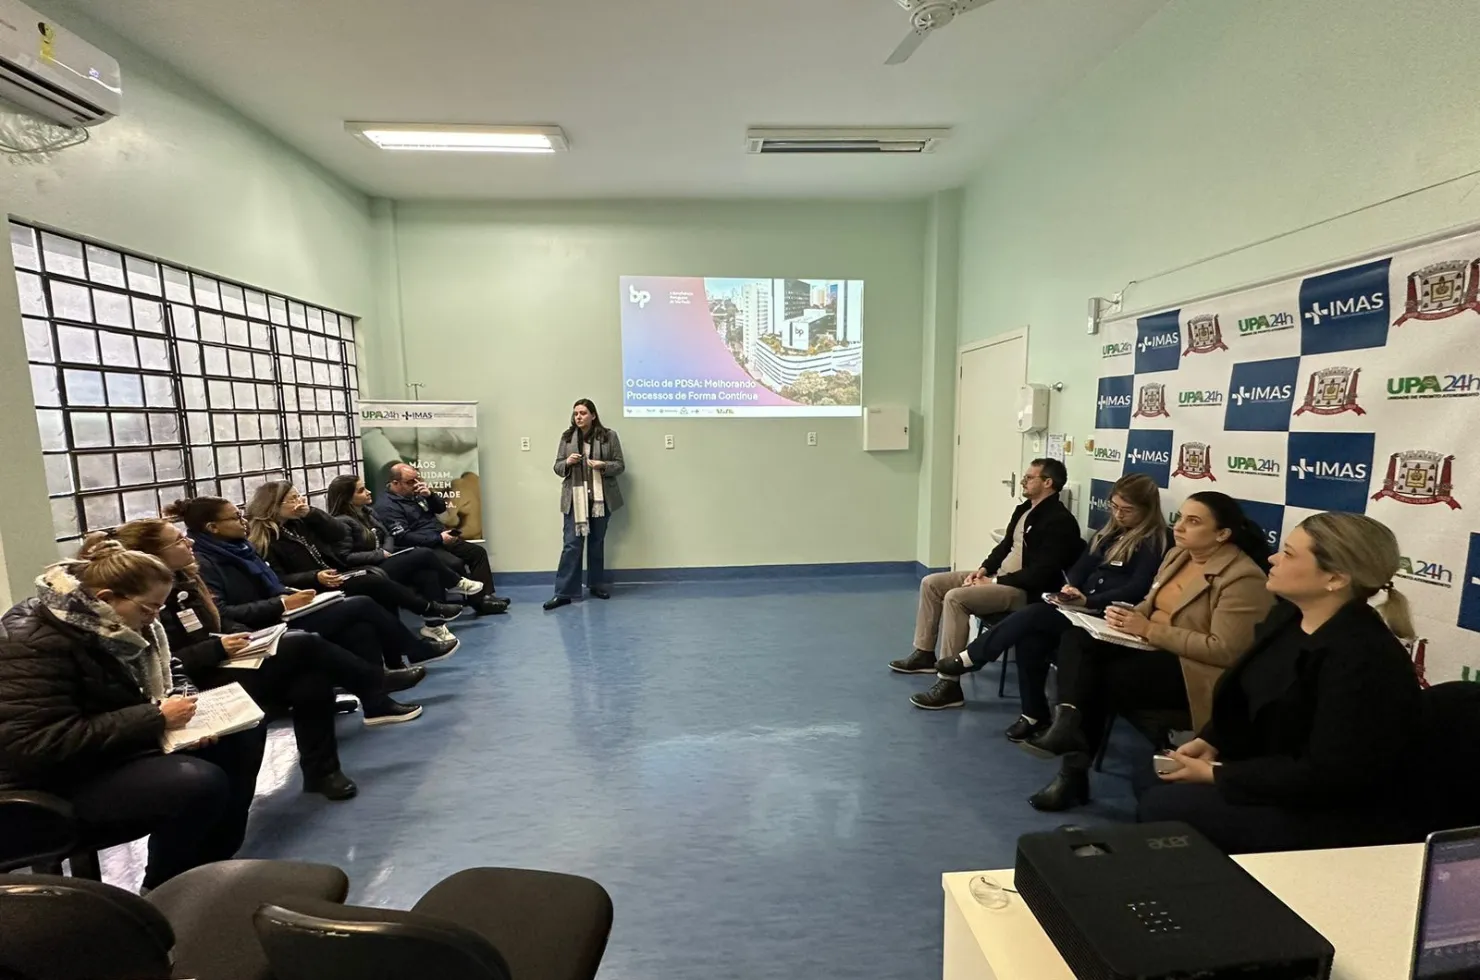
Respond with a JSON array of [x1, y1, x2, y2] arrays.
[[745, 127, 950, 155]]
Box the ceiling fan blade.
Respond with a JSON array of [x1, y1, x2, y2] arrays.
[[885, 28, 931, 65]]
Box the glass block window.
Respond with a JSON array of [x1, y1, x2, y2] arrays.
[[14, 222, 360, 554]]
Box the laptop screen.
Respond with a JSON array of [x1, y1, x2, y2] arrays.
[[1414, 832, 1480, 979]]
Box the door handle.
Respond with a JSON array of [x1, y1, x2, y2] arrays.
[[1002, 472, 1016, 496]]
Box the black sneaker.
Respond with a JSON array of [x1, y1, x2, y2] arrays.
[[910, 678, 965, 710], [363, 697, 423, 727], [408, 636, 458, 665], [1004, 715, 1047, 743], [304, 770, 358, 801], [476, 595, 510, 616], [382, 666, 426, 694], [426, 600, 465, 620], [888, 649, 937, 674]]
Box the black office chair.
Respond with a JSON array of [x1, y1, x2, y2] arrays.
[[0, 859, 349, 980], [255, 867, 613, 980], [0, 790, 131, 879], [967, 611, 1018, 698]]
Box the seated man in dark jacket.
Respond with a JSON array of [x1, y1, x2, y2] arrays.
[[375, 464, 508, 616], [889, 459, 1084, 709]]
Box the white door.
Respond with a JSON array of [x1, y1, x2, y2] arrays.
[[951, 331, 1026, 570]]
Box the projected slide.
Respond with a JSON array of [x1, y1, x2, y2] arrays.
[[620, 276, 864, 418]]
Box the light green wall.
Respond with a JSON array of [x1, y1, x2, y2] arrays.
[[384, 200, 929, 572], [915, 190, 960, 568], [957, 0, 1480, 520], [0, 0, 374, 604]]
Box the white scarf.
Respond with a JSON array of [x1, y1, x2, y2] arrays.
[[571, 436, 606, 538]]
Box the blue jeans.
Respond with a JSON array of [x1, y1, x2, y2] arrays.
[[554, 511, 608, 598]]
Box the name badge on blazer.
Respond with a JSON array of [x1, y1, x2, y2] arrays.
[[177, 608, 205, 633], [1109, 560, 1124, 567]]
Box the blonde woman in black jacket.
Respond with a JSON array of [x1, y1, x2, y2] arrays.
[[1139, 512, 1426, 853]]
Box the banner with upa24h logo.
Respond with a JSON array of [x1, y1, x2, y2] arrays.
[[1092, 229, 1480, 687]]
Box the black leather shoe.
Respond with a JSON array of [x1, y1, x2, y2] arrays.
[[304, 770, 358, 801], [935, 654, 979, 678], [476, 596, 510, 616], [1022, 705, 1089, 759], [1028, 756, 1091, 812], [1004, 715, 1047, 743], [382, 666, 426, 694], [543, 596, 572, 611], [888, 649, 937, 674], [425, 600, 465, 621], [589, 588, 611, 600], [408, 636, 458, 665], [362, 697, 423, 726], [910, 678, 964, 710]]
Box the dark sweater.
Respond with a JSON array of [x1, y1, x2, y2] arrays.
[[1206, 600, 1423, 809], [980, 494, 1085, 598]]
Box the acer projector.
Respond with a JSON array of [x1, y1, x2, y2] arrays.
[[1014, 822, 1335, 980]]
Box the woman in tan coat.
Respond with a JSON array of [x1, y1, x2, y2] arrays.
[[1023, 491, 1273, 811]]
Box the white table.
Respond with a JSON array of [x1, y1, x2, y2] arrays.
[[943, 843, 1422, 980]]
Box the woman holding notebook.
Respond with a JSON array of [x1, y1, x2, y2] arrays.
[[0, 543, 261, 889], [1022, 491, 1274, 812], [88, 521, 429, 799]]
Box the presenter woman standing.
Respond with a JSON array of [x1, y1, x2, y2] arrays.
[[544, 399, 625, 611]]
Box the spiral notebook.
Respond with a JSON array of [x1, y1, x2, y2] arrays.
[[1057, 608, 1157, 651], [161, 683, 264, 753]]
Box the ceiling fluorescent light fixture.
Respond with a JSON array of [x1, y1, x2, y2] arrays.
[[345, 123, 568, 153], [745, 127, 950, 154]]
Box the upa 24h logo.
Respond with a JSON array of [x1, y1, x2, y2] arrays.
[[1134, 382, 1170, 419], [1386, 371, 1480, 400], [1396, 555, 1454, 589], [1227, 455, 1281, 477], [1172, 442, 1216, 480], [1237, 311, 1297, 336], [1294, 366, 1365, 417], [1183, 314, 1227, 356], [1393, 258, 1480, 326], [1372, 451, 1461, 510]]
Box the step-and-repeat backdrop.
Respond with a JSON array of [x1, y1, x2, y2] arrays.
[[1092, 229, 1480, 686]]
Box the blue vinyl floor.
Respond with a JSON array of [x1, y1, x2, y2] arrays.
[[103, 574, 1146, 979]]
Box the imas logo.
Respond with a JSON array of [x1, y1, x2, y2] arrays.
[[1134, 311, 1182, 375], [1095, 376, 1134, 429], [1237, 311, 1297, 336], [1122, 430, 1173, 487], [1385, 372, 1480, 401], [1227, 455, 1281, 477], [1299, 258, 1391, 355], [362, 409, 435, 422], [1177, 388, 1224, 408], [628, 283, 652, 308], [1234, 498, 1285, 552], [1087, 478, 1116, 531], [1224, 357, 1299, 432], [1396, 556, 1454, 590], [1101, 340, 1133, 359], [1092, 446, 1123, 463], [1286, 431, 1375, 514]]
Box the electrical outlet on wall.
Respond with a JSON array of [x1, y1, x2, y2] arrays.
[[807, 431, 817, 446], [519, 437, 530, 452], [664, 434, 675, 449]]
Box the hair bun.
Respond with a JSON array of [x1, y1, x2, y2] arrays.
[[87, 539, 126, 558], [162, 498, 190, 520]]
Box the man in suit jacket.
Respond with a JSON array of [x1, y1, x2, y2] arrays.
[[890, 458, 1083, 679]]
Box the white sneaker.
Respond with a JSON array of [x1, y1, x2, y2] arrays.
[[420, 623, 456, 643], [448, 577, 484, 597]]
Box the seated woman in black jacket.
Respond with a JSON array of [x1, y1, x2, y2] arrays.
[[1138, 511, 1426, 853], [909, 473, 1169, 722], [246, 481, 465, 648], [169, 495, 446, 688], [89, 523, 429, 797], [326, 474, 484, 611], [0, 545, 261, 889]]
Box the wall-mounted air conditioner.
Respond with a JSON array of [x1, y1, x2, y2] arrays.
[[0, 0, 119, 127]]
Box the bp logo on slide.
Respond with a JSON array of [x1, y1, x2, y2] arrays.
[[1087, 478, 1116, 532], [1300, 258, 1391, 355], [1122, 430, 1173, 487], [1095, 375, 1134, 429], [1285, 431, 1375, 514], [1135, 311, 1182, 375], [1224, 357, 1299, 431], [1233, 498, 1285, 551], [1458, 533, 1480, 634]]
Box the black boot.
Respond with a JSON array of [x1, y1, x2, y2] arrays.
[[1028, 755, 1091, 812], [304, 770, 358, 801], [888, 649, 937, 674], [1021, 705, 1089, 759]]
